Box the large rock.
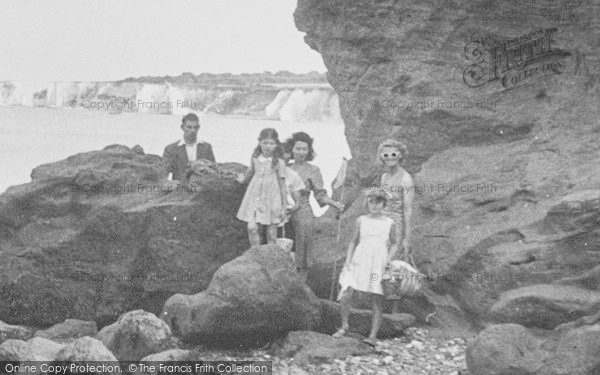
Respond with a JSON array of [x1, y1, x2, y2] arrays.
[[466, 324, 547, 375], [161, 245, 322, 347], [295, 0, 600, 331], [0, 321, 34, 343], [54, 336, 117, 361], [490, 284, 600, 329], [34, 318, 97, 342], [272, 330, 374, 365], [467, 323, 600, 375], [0, 337, 65, 361], [96, 310, 177, 361], [295, 0, 600, 180], [0, 145, 248, 327]]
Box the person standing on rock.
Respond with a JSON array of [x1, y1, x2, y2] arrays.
[[162, 113, 215, 185], [377, 139, 415, 314], [277, 142, 306, 260], [285, 132, 344, 278], [334, 188, 397, 346], [236, 128, 287, 246]]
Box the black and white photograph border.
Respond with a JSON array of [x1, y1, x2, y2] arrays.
[[1, 0, 600, 374]]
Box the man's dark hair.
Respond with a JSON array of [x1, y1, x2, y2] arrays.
[[182, 113, 199, 124]]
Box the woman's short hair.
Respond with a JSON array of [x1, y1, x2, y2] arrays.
[[286, 132, 316, 161], [376, 139, 408, 166]]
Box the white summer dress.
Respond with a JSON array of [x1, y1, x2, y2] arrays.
[[338, 215, 394, 297]]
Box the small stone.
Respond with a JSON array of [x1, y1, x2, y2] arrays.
[[409, 340, 425, 350], [383, 355, 394, 365]]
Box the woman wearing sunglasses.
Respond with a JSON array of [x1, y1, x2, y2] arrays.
[[376, 139, 415, 314]]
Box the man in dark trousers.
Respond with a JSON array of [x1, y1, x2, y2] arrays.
[[162, 113, 215, 184]]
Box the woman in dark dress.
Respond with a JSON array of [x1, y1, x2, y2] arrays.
[[286, 132, 344, 278]]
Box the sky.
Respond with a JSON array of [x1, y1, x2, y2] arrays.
[[0, 0, 326, 91]]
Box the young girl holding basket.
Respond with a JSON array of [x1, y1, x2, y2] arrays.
[[334, 188, 398, 346]]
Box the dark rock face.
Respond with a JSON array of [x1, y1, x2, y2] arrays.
[[295, 0, 600, 329], [161, 245, 323, 347], [0, 145, 248, 327]]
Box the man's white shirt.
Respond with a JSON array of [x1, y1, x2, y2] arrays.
[[178, 138, 205, 162]]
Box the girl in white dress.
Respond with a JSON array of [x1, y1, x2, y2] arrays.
[[334, 188, 397, 346]]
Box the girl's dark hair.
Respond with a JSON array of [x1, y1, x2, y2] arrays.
[[366, 196, 388, 208], [286, 131, 316, 161], [252, 128, 283, 168]]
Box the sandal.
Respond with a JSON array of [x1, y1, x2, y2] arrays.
[[332, 327, 348, 338], [363, 337, 377, 347]]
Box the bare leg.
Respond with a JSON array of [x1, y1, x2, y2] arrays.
[[266, 224, 277, 244], [247, 221, 260, 247], [339, 288, 353, 330], [369, 294, 384, 340]]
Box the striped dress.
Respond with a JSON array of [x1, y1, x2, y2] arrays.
[[381, 170, 407, 256], [288, 162, 328, 272]]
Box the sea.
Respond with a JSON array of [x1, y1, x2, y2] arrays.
[[0, 106, 351, 215]]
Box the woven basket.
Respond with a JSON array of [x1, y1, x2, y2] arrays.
[[275, 226, 294, 254], [381, 260, 425, 300]]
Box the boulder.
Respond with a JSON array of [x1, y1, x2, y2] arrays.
[[0, 320, 34, 343], [54, 336, 117, 361], [490, 285, 600, 329], [0, 145, 248, 327], [96, 310, 177, 361], [467, 323, 600, 375], [318, 299, 415, 338], [161, 245, 322, 347], [272, 330, 373, 365], [542, 323, 600, 375], [466, 324, 547, 375], [34, 318, 97, 342], [0, 337, 65, 361]]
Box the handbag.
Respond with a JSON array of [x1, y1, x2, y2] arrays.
[[276, 225, 294, 254], [381, 256, 425, 300]]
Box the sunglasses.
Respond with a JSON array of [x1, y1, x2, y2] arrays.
[[381, 152, 401, 159]]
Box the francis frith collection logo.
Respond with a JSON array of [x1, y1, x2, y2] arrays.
[[463, 28, 571, 90]]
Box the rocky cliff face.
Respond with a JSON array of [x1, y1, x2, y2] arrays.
[[295, 0, 600, 331], [40, 81, 342, 123]]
